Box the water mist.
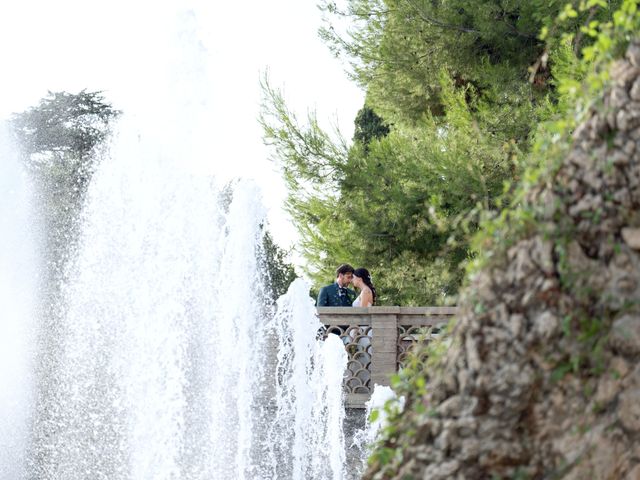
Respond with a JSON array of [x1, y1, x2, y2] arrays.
[[18, 120, 349, 478], [3, 4, 353, 478], [0, 125, 39, 480]]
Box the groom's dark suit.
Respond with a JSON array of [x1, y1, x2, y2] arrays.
[[316, 282, 356, 307]]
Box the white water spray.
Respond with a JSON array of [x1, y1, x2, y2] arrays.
[[0, 125, 38, 480], [3, 3, 353, 477], [351, 384, 404, 477], [269, 279, 348, 480], [17, 119, 350, 478]]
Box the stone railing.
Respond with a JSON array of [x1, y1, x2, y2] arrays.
[[318, 306, 459, 408]]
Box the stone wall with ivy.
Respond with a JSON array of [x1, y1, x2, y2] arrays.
[[363, 41, 640, 480]]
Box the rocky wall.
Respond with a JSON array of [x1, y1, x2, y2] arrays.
[[364, 42, 640, 480]]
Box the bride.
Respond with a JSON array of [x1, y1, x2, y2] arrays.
[[352, 268, 377, 307]]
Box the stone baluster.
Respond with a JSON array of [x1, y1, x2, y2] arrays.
[[370, 307, 399, 387]]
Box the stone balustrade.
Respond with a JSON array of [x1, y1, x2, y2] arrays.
[[317, 306, 459, 408]]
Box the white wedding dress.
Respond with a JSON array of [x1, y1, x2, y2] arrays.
[[352, 294, 362, 307]]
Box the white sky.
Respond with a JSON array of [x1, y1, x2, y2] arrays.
[[0, 0, 364, 250]]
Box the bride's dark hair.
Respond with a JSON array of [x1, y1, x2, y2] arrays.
[[354, 268, 376, 305]]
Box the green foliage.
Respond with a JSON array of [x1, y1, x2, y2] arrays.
[[465, 0, 640, 391], [260, 77, 348, 192], [268, 0, 590, 305], [468, 0, 640, 273], [262, 72, 518, 304], [319, 0, 623, 147], [12, 90, 119, 157], [320, 0, 562, 124], [349, 0, 640, 476], [10, 90, 120, 285], [365, 322, 454, 474], [12, 90, 120, 192], [260, 229, 298, 303], [264, 0, 633, 308], [353, 106, 390, 149]]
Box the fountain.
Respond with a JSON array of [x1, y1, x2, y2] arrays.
[[0, 125, 39, 480], [0, 4, 372, 477], [11, 121, 350, 478]]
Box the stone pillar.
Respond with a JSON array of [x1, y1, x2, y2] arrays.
[[370, 307, 399, 387]]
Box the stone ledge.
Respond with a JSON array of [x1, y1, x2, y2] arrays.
[[319, 306, 459, 403], [317, 306, 459, 316], [346, 393, 371, 409]]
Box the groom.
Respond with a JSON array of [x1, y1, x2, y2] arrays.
[[316, 264, 357, 307]]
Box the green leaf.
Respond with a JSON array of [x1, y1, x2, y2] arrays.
[[369, 409, 380, 423]]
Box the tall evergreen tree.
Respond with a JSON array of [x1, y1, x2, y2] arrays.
[[262, 74, 513, 304], [263, 0, 626, 305]]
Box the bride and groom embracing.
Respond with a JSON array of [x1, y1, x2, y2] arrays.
[[316, 263, 377, 307]]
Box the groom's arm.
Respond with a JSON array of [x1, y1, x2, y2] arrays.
[[317, 286, 329, 306]]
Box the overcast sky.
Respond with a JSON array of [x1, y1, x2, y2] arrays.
[[0, 0, 364, 249]]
